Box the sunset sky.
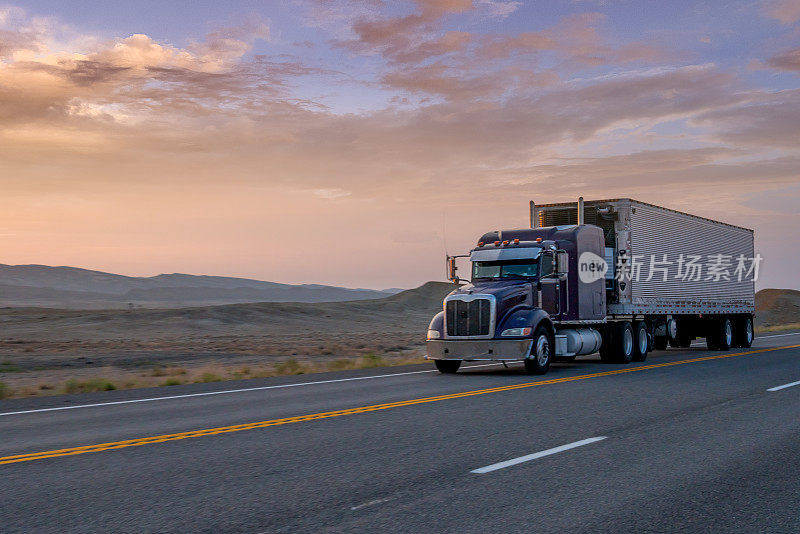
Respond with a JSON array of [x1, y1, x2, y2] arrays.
[[1, 0, 799, 290]]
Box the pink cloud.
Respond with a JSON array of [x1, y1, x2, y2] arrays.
[[767, 47, 800, 71], [764, 0, 800, 24]]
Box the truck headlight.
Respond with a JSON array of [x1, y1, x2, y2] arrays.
[[500, 327, 532, 337], [427, 329, 441, 340]]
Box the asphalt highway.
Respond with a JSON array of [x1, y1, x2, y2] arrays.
[[1, 332, 799, 533]]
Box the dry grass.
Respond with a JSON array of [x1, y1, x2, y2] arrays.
[[756, 322, 800, 334], [61, 378, 117, 394], [0, 352, 428, 400]]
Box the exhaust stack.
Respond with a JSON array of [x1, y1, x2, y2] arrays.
[[530, 200, 538, 228], [577, 197, 584, 225]]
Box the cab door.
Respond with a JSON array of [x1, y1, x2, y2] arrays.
[[538, 252, 561, 318]]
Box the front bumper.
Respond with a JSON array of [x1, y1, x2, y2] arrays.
[[426, 339, 533, 361]]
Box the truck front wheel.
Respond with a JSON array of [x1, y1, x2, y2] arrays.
[[435, 360, 461, 373], [524, 326, 552, 375]]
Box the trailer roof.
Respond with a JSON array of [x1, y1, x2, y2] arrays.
[[533, 198, 753, 233]]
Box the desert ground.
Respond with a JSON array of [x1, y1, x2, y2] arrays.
[[0, 282, 457, 397], [0, 284, 797, 399]]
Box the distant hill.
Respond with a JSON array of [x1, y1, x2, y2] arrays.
[[756, 288, 800, 327], [0, 281, 460, 354], [0, 264, 402, 309]]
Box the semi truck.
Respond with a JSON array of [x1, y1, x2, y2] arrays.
[[425, 198, 756, 374]]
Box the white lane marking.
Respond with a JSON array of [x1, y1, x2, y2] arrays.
[[687, 331, 799, 347], [470, 436, 607, 474], [0, 362, 507, 417], [350, 498, 393, 511], [2, 331, 797, 418], [767, 380, 800, 392]]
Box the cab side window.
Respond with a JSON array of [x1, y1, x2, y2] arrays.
[[540, 253, 554, 277]]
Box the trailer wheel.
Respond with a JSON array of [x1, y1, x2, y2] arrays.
[[718, 317, 733, 350], [524, 326, 551, 375], [706, 331, 720, 350], [734, 316, 754, 348], [632, 321, 648, 362], [434, 360, 461, 374], [653, 336, 668, 351], [612, 322, 634, 364], [676, 332, 692, 348], [706, 318, 733, 351]]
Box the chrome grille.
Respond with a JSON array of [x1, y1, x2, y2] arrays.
[[446, 298, 491, 337]]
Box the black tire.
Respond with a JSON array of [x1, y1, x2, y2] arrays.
[[434, 360, 461, 374], [653, 336, 668, 351], [718, 317, 733, 350], [613, 322, 634, 364], [706, 331, 720, 350], [734, 316, 754, 348], [599, 327, 616, 362], [524, 326, 552, 375], [632, 321, 648, 362]]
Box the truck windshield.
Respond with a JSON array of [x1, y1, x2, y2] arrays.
[[472, 259, 539, 280]]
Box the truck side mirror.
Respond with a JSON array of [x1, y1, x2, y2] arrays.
[[556, 250, 569, 274], [446, 256, 459, 282]]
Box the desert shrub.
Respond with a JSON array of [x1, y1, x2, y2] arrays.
[[327, 359, 356, 371], [62, 378, 117, 394], [275, 359, 306, 375], [0, 361, 23, 373], [360, 353, 385, 368], [0, 381, 10, 399], [161, 378, 183, 386], [198, 372, 222, 383]]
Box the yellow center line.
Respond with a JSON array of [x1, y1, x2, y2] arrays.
[[2, 343, 798, 466]]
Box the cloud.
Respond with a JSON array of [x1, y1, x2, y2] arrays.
[[476, 0, 521, 17], [692, 89, 800, 148], [767, 47, 800, 71], [763, 0, 800, 24], [2, 2, 799, 289]]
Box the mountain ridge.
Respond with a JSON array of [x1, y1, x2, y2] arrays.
[[0, 264, 401, 308]]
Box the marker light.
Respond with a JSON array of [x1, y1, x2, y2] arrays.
[[502, 240, 509, 246], [500, 327, 532, 337], [427, 330, 441, 340], [494, 240, 501, 246], [478, 242, 484, 247], [514, 239, 519, 244], [536, 238, 543, 243]]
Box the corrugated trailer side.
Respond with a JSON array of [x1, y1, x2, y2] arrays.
[[535, 198, 756, 317], [621, 200, 754, 316]]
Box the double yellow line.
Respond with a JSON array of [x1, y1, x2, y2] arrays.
[[2, 343, 797, 466]]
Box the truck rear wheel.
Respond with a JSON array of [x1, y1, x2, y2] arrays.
[[434, 360, 461, 374], [734, 316, 754, 348], [524, 326, 551, 375], [632, 321, 648, 362], [611, 322, 634, 364], [599, 327, 616, 362]]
